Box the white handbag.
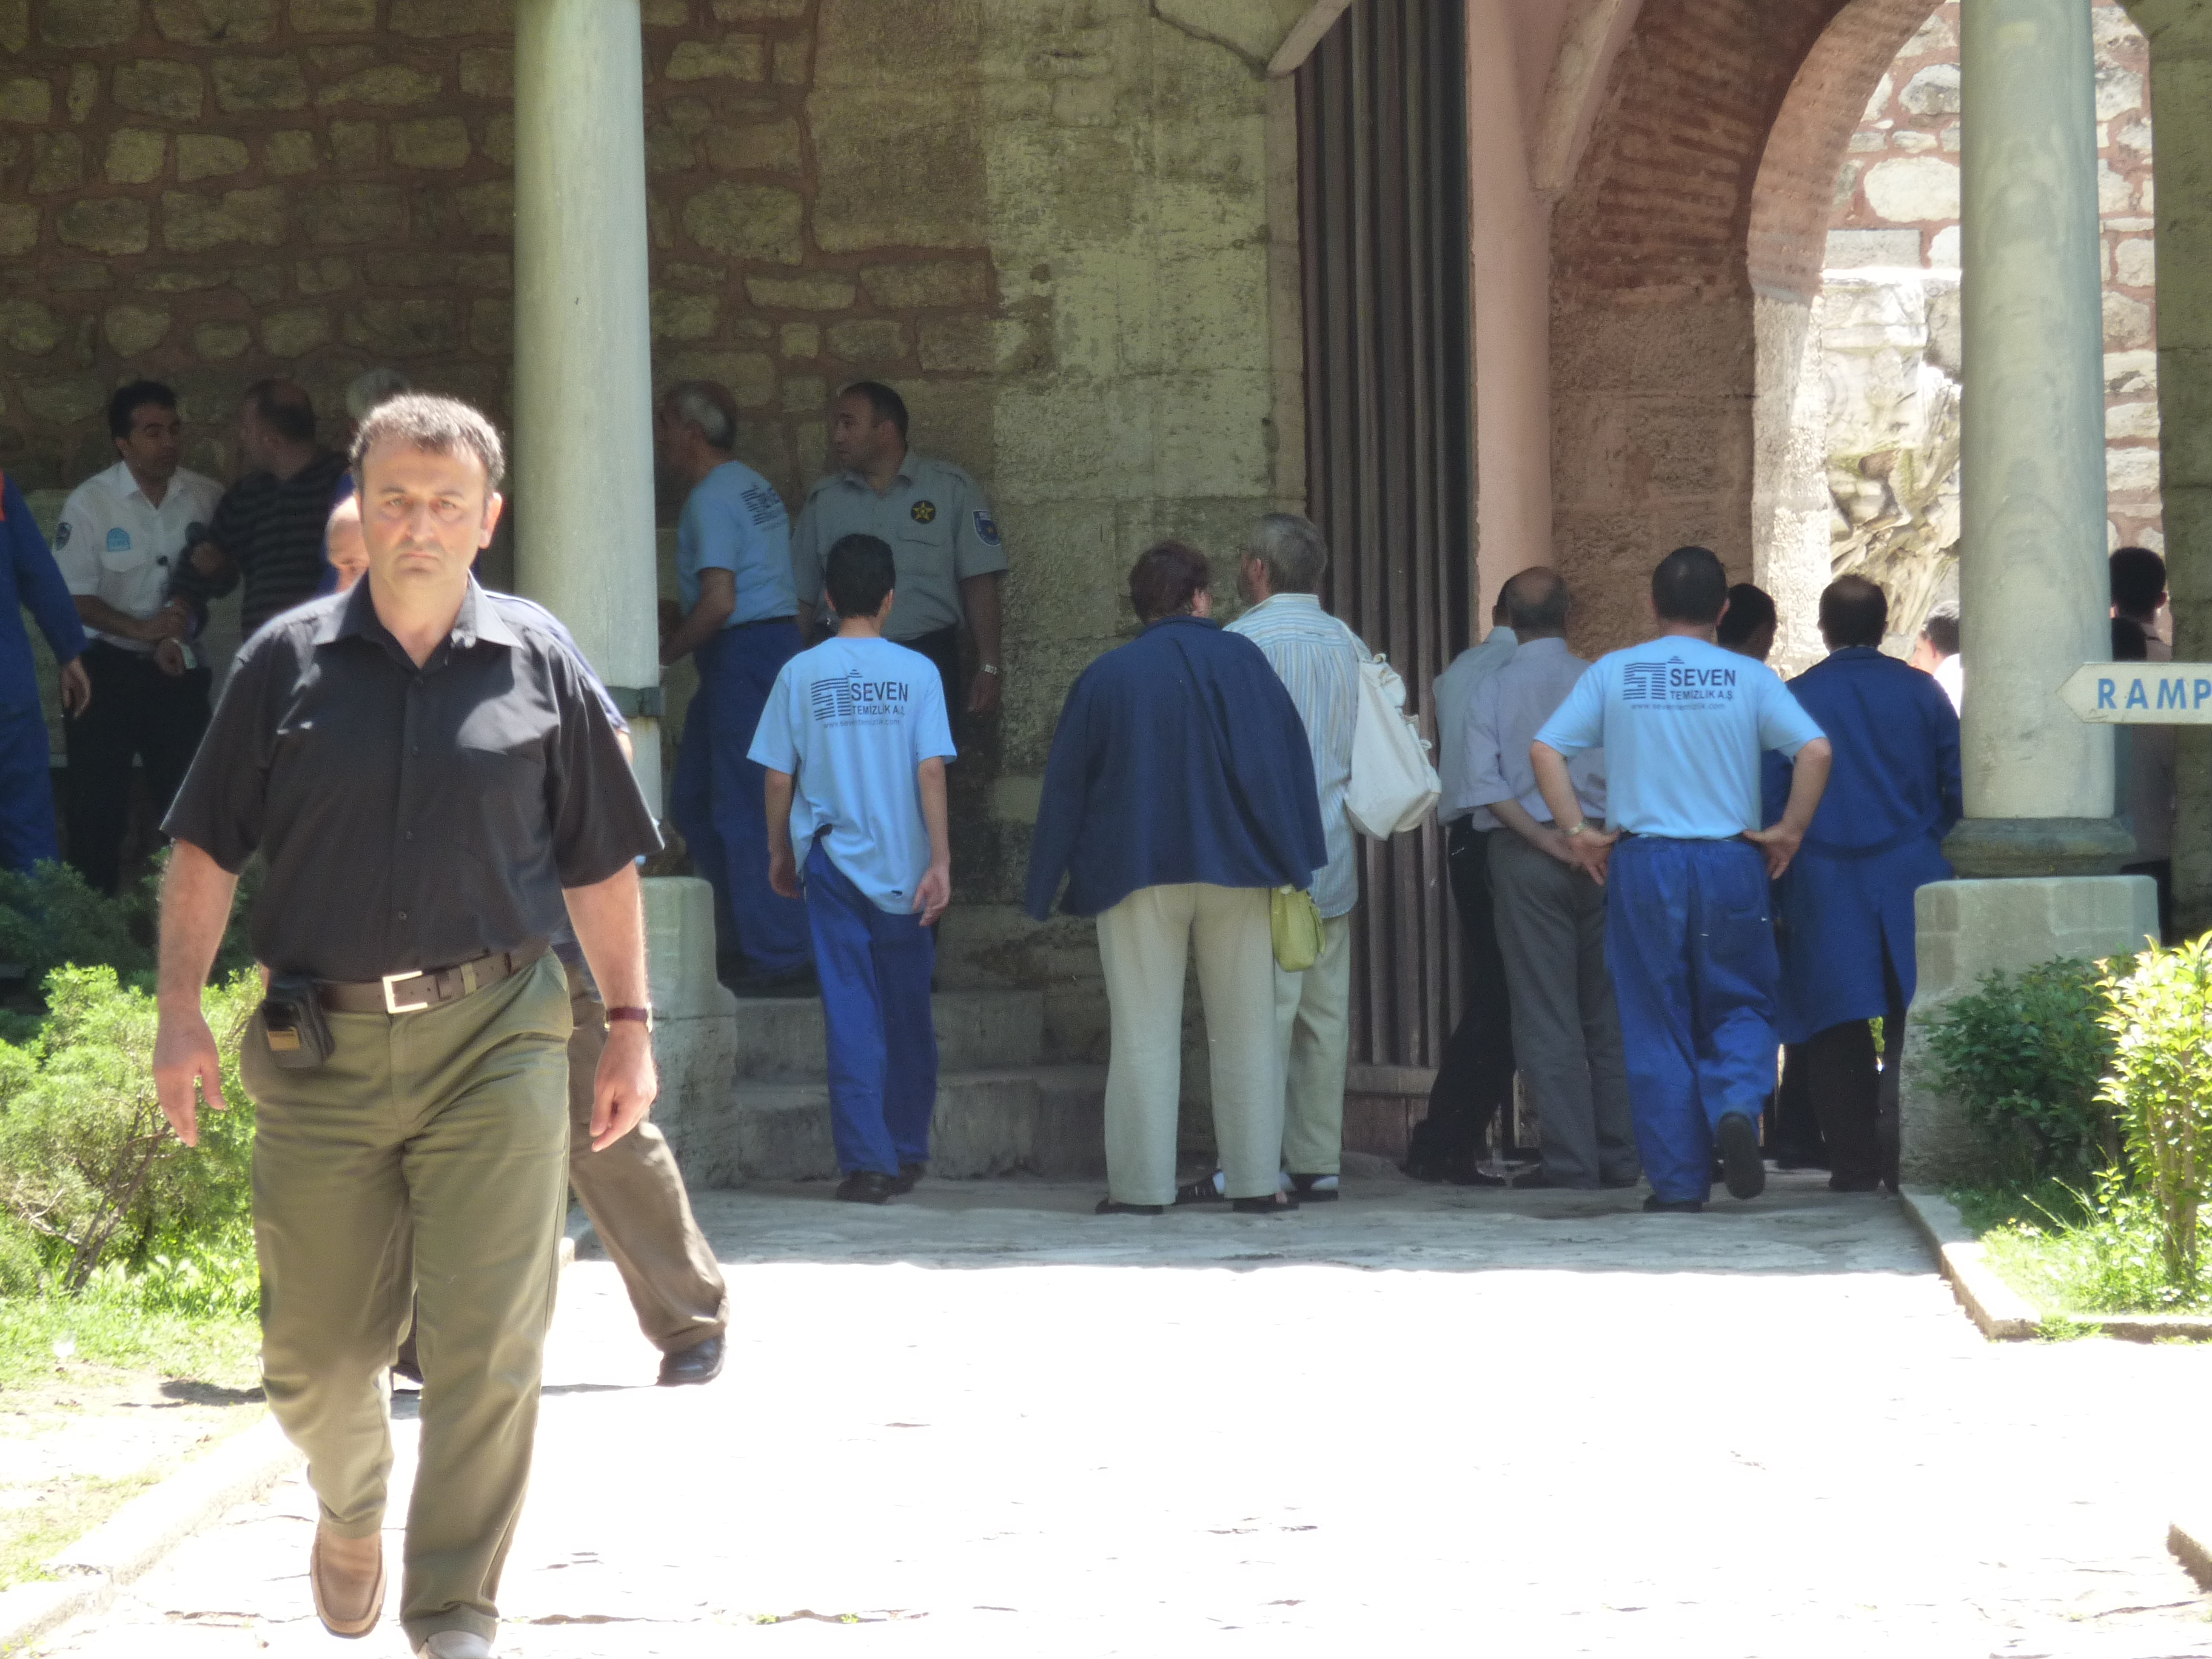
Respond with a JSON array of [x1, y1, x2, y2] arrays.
[[1345, 654, 1441, 839]]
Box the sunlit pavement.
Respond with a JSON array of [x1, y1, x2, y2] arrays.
[[31, 1170, 2212, 1657]]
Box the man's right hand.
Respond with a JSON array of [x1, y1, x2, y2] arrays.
[[153, 1004, 227, 1148], [58, 657, 90, 716], [768, 843, 799, 901]]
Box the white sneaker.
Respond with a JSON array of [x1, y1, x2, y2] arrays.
[[416, 1632, 493, 1659]]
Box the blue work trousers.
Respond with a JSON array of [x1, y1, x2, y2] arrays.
[[671, 623, 811, 976], [0, 702, 58, 873], [1605, 836, 1781, 1204], [805, 842, 937, 1176]]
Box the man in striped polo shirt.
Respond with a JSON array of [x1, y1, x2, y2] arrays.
[[1199, 512, 1369, 1205], [176, 380, 350, 639]]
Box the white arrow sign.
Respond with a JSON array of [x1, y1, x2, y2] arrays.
[[2059, 663, 2212, 723]]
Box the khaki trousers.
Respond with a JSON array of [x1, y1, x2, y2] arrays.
[[1273, 911, 1353, 1176], [243, 953, 571, 1652], [1096, 883, 1282, 1204], [560, 963, 728, 1354]]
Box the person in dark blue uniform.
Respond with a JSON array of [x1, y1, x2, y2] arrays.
[[0, 471, 92, 872], [1771, 576, 1960, 1192]]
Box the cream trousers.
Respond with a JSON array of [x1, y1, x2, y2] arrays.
[[1274, 911, 1353, 1176], [1095, 882, 1283, 1204]]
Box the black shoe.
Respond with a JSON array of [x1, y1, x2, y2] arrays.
[[1772, 1151, 1829, 1173], [1230, 1194, 1298, 1215], [1095, 1197, 1165, 1216], [1447, 1166, 1515, 1188], [1512, 1171, 1594, 1191], [731, 965, 819, 999], [1642, 1195, 1705, 1214], [1600, 1174, 1643, 1190], [1287, 1174, 1339, 1202], [836, 1170, 896, 1204], [1715, 1112, 1766, 1201], [657, 1335, 725, 1387], [1402, 1156, 1449, 1184], [890, 1163, 925, 1195], [1175, 1175, 1225, 1205]]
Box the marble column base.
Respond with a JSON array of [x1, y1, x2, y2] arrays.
[[1898, 874, 2159, 1185], [1942, 816, 2136, 879]]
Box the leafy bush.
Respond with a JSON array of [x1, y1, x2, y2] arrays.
[[2098, 935, 2212, 1286], [1922, 957, 2119, 1179], [0, 862, 152, 1002], [1980, 1170, 2212, 1315], [0, 967, 260, 1293]]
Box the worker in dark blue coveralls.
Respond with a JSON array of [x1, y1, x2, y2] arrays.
[[0, 471, 93, 872], [1531, 546, 1833, 1213], [1769, 575, 1959, 1194], [656, 379, 814, 996]]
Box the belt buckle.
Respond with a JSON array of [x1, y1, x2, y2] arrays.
[[381, 970, 431, 1015]]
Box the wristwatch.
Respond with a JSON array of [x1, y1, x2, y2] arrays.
[[1564, 822, 1589, 839], [978, 662, 1000, 677], [606, 1005, 653, 1031]]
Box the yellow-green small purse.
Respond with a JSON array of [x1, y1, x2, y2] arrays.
[[1270, 885, 1323, 973]]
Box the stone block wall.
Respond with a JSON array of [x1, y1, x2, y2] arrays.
[[1826, 1, 2163, 556], [0, 0, 1297, 1040]]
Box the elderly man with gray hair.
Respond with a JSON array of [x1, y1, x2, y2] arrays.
[[1174, 512, 1369, 1204], [656, 379, 814, 994]]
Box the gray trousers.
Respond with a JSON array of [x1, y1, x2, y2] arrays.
[[1489, 830, 1638, 1188]]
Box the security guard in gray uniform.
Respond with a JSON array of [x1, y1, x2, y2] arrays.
[[153, 395, 662, 1659], [790, 380, 1008, 719]]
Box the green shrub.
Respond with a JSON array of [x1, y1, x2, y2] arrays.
[[0, 863, 152, 996], [2098, 935, 2212, 1286], [0, 967, 260, 1293], [1922, 957, 2119, 1179], [1981, 1170, 2212, 1315]]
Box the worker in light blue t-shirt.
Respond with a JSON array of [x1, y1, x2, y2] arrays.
[[750, 533, 957, 1206], [1532, 546, 1833, 1212], [656, 381, 814, 995]]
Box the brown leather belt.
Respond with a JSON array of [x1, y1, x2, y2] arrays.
[[317, 942, 548, 1015]]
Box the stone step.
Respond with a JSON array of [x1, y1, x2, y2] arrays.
[[662, 1065, 1107, 1187], [729, 988, 1045, 1081]]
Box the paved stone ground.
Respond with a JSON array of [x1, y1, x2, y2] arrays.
[[27, 1170, 2212, 1657]]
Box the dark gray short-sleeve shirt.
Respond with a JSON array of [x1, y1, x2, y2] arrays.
[[164, 578, 663, 983]]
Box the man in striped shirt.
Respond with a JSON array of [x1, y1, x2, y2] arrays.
[[176, 380, 350, 638], [1212, 514, 1369, 1203]]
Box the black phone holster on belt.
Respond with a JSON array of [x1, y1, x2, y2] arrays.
[[261, 974, 334, 1070]]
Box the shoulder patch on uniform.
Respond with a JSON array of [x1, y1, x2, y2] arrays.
[[911, 499, 937, 525], [105, 527, 131, 552], [972, 510, 1000, 548]]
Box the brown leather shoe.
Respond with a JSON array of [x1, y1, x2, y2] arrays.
[[310, 1522, 385, 1638]]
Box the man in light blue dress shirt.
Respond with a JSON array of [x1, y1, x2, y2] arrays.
[[657, 381, 813, 993], [1219, 514, 1369, 1202]]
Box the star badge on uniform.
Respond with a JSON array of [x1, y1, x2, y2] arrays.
[[911, 500, 937, 524]]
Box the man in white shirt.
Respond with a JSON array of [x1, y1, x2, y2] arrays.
[[53, 381, 222, 893], [1909, 602, 1962, 714], [1406, 594, 1519, 1183], [1465, 569, 1635, 1191]]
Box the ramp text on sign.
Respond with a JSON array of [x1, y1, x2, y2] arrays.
[[2058, 664, 2212, 725]]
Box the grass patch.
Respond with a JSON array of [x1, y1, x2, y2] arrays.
[[0, 1297, 259, 1394], [1950, 1179, 2212, 1319], [0, 1470, 166, 1590]]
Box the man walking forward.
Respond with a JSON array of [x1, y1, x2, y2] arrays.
[[153, 395, 663, 1659], [1532, 546, 1832, 1213]]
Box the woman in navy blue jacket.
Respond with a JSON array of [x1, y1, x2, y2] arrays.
[[1027, 540, 1326, 1216]]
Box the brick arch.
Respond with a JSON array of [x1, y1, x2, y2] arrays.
[[1749, 0, 1947, 303], [1547, 0, 1859, 655]]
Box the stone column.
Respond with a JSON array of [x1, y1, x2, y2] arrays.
[[1902, 0, 2159, 1184], [512, 1, 737, 1158], [511, 0, 663, 810], [1947, 0, 2128, 874]]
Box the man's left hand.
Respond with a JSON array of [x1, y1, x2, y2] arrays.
[[58, 658, 90, 716], [153, 639, 188, 677], [914, 863, 951, 927], [966, 670, 1001, 717], [588, 1021, 658, 1151], [1744, 823, 1804, 880]]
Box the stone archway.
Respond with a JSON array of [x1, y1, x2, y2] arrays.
[[1746, 0, 1949, 668], [1547, 0, 1862, 654]]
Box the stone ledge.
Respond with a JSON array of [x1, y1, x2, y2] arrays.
[[1900, 1187, 2212, 1344], [2169, 1520, 2212, 1592]]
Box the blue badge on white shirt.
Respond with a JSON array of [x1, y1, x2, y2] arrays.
[[106, 528, 130, 552], [973, 511, 1000, 547], [55, 521, 70, 548]]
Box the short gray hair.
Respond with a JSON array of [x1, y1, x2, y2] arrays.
[[345, 367, 411, 423], [665, 380, 737, 452], [352, 393, 506, 492], [1244, 512, 1328, 594]]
